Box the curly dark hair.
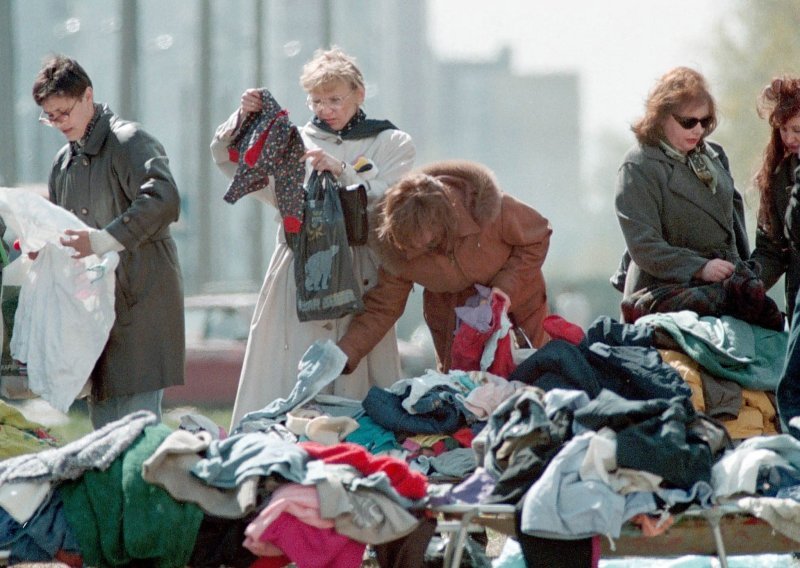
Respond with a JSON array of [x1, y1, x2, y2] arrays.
[[754, 75, 800, 237]]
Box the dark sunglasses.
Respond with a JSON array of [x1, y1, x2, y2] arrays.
[[672, 114, 713, 130]]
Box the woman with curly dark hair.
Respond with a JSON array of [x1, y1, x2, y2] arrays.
[[751, 76, 800, 322]]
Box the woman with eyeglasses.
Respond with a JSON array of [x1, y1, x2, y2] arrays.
[[211, 47, 415, 429], [613, 66, 750, 315], [751, 76, 800, 323]]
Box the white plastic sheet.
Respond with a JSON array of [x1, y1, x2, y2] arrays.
[[0, 188, 118, 412]]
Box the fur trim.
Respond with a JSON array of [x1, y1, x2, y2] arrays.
[[417, 160, 503, 226], [369, 160, 504, 276]]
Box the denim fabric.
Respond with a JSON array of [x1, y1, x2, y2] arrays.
[[362, 386, 464, 435], [583, 342, 694, 406], [509, 340, 603, 396], [584, 315, 655, 347], [2, 490, 81, 563]]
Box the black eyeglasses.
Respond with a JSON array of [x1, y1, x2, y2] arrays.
[[672, 114, 713, 130]]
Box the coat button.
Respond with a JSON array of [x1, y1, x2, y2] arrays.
[[122, 215, 131, 223], [80, 208, 89, 215], [363, 279, 370, 287], [82, 158, 89, 166]]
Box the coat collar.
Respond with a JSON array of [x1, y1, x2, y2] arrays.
[[76, 105, 114, 158], [643, 142, 735, 230]]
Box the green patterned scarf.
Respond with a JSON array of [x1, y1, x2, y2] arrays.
[[660, 139, 719, 194]]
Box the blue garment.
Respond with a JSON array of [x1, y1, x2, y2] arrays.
[[235, 339, 347, 430], [520, 431, 656, 539], [0, 493, 80, 564], [362, 386, 464, 435], [344, 415, 399, 454], [640, 312, 788, 391], [191, 433, 309, 489]]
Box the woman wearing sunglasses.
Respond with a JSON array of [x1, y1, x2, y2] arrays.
[[210, 47, 415, 429], [751, 76, 800, 323], [612, 66, 750, 313]]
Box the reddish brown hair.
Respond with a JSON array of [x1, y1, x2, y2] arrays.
[[632, 67, 717, 146], [754, 76, 800, 236], [378, 173, 457, 253]]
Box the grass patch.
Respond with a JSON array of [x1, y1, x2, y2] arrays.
[[7, 397, 233, 444]]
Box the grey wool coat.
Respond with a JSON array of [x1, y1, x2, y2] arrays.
[[48, 105, 185, 400], [615, 141, 750, 299]]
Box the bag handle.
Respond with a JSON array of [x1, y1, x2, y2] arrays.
[[307, 170, 340, 201]]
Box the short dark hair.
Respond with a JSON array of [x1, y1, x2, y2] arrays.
[[32, 54, 92, 105]]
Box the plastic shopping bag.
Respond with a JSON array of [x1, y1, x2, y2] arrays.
[[293, 171, 364, 322], [0, 188, 119, 412]]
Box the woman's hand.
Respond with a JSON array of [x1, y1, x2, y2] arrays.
[[60, 229, 94, 259], [696, 258, 735, 282], [240, 89, 263, 116], [301, 148, 345, 176]]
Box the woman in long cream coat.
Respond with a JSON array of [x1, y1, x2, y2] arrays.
[[211, 48, 415, 429]]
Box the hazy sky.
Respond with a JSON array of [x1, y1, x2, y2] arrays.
[[428, 0, 733, 169]]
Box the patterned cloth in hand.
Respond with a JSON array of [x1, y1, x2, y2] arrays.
[[224, 89, 306, 234]]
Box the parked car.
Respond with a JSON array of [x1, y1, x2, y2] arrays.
[[164, 293, 257, 406]]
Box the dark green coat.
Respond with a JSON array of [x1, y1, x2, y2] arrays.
[[48, 105, 185, 399], [751, 153, 800, 321], [615, 142, 750, 299]]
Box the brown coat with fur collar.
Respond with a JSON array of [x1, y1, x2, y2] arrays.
[[338, 160, 552, 373]]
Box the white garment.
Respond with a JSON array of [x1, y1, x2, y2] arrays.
[[0, 188, 118, 412], [211, 111, 415, 429]]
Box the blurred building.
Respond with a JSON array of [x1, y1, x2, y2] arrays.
[[3, 0, 581, 307]]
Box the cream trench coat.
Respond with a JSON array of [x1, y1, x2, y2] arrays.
[[211, 109, 415, 428]]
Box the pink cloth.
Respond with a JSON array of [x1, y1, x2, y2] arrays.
[[260, 512, 366, 568], [451, 291, 516, 377], [244, 484, 333, 556]]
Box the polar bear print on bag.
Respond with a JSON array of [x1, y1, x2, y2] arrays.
[[304, 245, 339, 291]]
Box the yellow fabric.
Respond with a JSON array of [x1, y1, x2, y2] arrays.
[[408, 434, 449, 447], [721, 389, 778, 439], [659, 350, 778, 439], [659, 349, 705, 413], [0, 399, 56, 459]]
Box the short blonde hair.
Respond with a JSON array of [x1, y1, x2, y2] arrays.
[[299, 47, 365, 92]]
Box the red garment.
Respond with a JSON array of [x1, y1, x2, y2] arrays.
[[450, 292, 516, 377], [299, 441, 427, 499], [260, 512, 365, 568], [249, 556, 291, 568], [542, 314, 585, 345], [452, 427, 475, 448]]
